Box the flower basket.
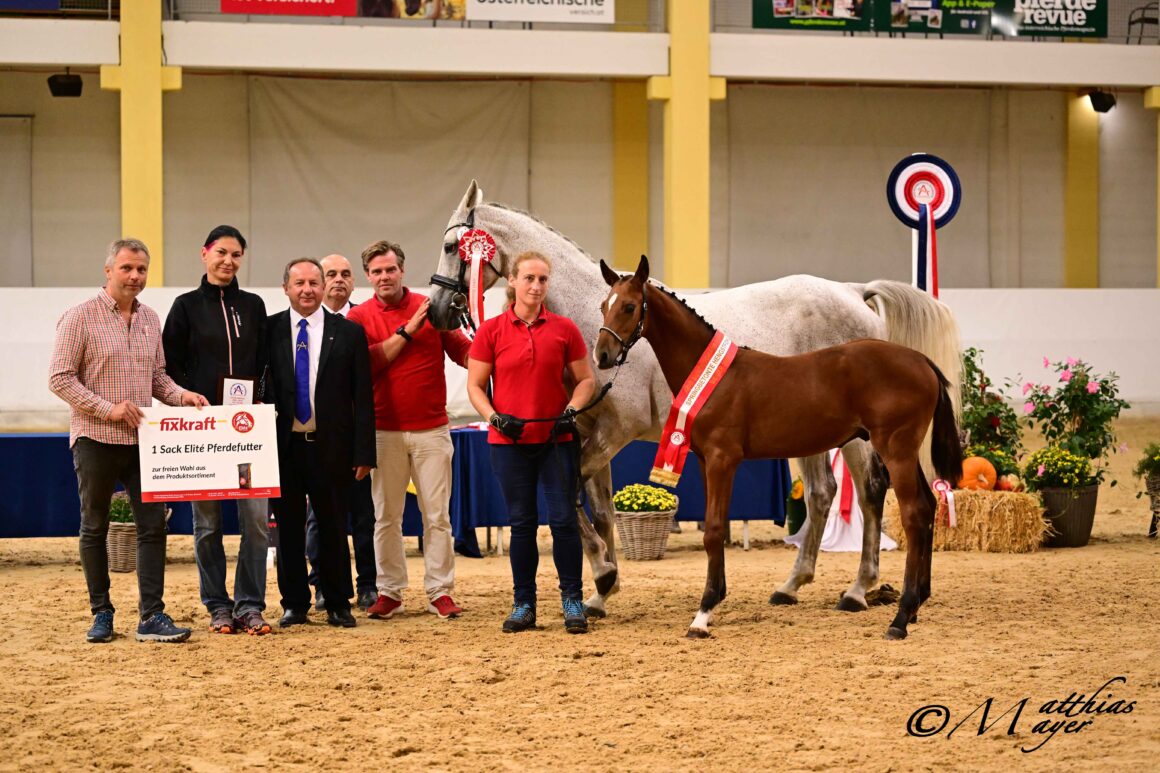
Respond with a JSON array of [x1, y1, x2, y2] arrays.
[[107, 521, 136, 573], [1040, 484, 1099, 548], [1145, 473, 1160, 538], [615, 506, 678, 561]]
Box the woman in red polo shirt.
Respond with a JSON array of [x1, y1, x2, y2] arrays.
[[466, 250, 596, 634]]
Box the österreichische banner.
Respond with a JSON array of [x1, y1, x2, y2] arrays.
[[138, 405, 281, 503], [467, 0, 615, 24]]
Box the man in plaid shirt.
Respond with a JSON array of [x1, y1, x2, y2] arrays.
[[49, 238, 208, 644]]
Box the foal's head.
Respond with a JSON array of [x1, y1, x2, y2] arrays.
[[594, 255, 650, 370]]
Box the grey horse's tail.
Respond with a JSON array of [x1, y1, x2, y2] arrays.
[[863, 281, 962, 481], [862, 280, 962, 417]]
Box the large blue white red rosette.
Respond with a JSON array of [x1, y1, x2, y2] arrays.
[[886, 154, 961, 299]]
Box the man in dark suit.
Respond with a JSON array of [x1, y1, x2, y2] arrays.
[[266, 258, 375, 628]]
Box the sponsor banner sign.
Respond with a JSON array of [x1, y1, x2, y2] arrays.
[[875, 0, 992, 35], [0, 1, 61, 10], [757, 0, 1106, 36], [467, 0, 615, 24], [753, 0, 873, 31], [138, 405, 281, 503], [994, 0, 1106, 37], [221, 0, 358, 16]]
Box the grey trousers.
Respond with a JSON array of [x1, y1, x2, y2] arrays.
[[72, 438, 168, 619]]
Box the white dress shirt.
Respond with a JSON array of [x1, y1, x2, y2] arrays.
[[290, 306, 325, 432]]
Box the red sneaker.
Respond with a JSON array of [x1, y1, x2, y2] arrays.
[[366, 594, 404, 619], [427, 595, 463, 619]]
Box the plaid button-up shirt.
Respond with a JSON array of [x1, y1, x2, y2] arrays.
[[49, 289, 186, 447]]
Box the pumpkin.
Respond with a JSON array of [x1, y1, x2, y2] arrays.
[[958, 456, 997, 490]]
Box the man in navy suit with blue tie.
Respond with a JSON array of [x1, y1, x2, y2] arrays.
[[265, 258, 375, 628]]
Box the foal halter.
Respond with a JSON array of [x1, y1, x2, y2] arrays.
[[599, 281, 647, 367], [428, 207, 499, 333]]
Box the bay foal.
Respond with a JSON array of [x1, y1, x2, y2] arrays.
[[594, 257, 962, 640]]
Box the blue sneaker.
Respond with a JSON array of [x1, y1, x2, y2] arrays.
[[562, 597, 588, 634], [502, 602, 536, 633], [86, 610, 114, 643], [135, 612, 192, 643]]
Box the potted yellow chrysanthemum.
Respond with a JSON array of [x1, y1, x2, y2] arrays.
[[612, 483, 679, 560]]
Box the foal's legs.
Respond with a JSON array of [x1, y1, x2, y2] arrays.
[[688, 455, 739, 638], [836, 442, 889, 612], [884, 457, 932, 640], [770, 453, 836, 605]]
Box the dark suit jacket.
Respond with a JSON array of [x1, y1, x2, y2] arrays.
[[265, 308, 376, 475]]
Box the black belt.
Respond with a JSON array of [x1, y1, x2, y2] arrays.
[[292, 431, 317, 442]]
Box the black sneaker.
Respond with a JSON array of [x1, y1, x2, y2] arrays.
[[562, 597, 588, 634], [502, 602, 536, 633], [313, 590, 326, 612], [86, 610, 114, 643], [136, 612, 192, 643], [357, 589, 377, 611]]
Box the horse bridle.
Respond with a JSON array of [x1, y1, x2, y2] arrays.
[[599, 280, 648, 367], [428, 208, 500, 333]]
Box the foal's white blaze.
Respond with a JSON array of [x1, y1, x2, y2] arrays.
[[594, 293, 619, 365], [690, 609, 714, 633]]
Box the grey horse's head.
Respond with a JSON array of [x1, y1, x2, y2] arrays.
[[428, 180, 485, 331]]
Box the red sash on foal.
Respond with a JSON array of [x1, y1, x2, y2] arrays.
[[650, 330, 739, 487]]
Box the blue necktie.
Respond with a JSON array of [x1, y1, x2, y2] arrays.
[[295, 318, 311, 423]]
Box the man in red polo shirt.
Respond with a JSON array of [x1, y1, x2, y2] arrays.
[[347, 240, 471, 621]]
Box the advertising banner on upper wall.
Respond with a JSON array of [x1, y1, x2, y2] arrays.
[[221, 0, 358, 15], [757, 0, 1105, 36], [0, 1, 60, 9], [873, 0, 992, 35], [752, 0, 872, 32], [467, 0, 615, 24], [993, 0, 1106, 37]]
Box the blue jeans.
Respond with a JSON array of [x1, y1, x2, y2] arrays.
[[192, 498, 269, 615], [72, 438, 168, 619], [489, 442, 582, 606]]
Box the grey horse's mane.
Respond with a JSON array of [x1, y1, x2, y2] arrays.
[[483, 202, 599, 266], [485, 201, 719, 339]]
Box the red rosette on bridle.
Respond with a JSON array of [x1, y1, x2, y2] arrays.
[[458, 229, 496, 329]]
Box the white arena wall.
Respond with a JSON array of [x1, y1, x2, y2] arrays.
[[5, 284, 1159, 435], [0, 71, 1155, 291]]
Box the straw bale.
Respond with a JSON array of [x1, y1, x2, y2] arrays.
[[882, 489, 1048, 553]]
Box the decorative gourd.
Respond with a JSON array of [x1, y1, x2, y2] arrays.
[[958, 456, 997, 490], [996, 473, 1024, 492]]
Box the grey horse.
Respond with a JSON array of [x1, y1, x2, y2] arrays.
[[427, 181, 961, 620]]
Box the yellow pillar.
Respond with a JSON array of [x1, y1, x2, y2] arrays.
[[1145, 87, 1160, 288], [612, 81, 649, 271], [1064, 93, 1099, 288], [647, 1, 725, 288], [100, 2, 181, 283], [610, 0, 650, 271]]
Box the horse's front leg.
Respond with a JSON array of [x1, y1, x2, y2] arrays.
[[578, 464, 619, 618], [771, 453, 836, 605], [688, 455, 738, 639]]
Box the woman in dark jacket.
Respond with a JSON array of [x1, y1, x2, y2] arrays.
[[162, 225, 271, 635]]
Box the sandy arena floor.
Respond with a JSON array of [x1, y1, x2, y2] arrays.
[[1, 419, 1158, 771]]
